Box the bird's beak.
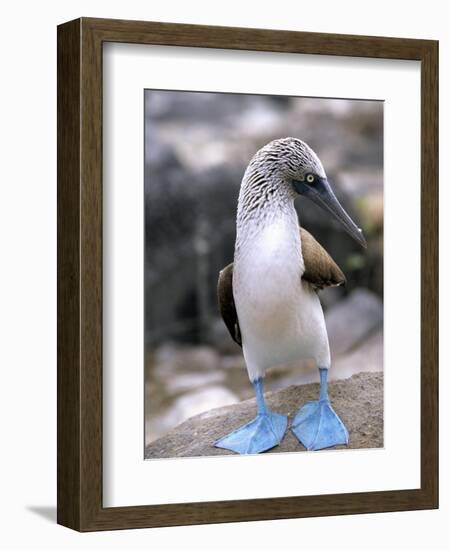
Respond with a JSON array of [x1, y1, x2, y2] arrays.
[[293, 177, 367, 248]]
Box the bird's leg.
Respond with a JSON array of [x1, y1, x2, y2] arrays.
[[214, 378, 288, 454], [291, 367, 349, 451]]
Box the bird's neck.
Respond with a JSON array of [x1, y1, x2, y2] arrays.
[[235, 168, 303, 268], [236, 166, 294, 227]]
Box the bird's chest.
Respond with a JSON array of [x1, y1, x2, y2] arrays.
[[233, 219, 329, 375], [234, 221, 303, 335]]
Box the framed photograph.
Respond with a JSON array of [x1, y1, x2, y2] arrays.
[[57, 17, 438, 531]]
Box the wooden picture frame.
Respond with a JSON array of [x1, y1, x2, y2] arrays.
[[57, 17, 438, 531]]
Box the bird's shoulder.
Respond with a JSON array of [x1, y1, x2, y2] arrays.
[[300, 227, 346, 291]]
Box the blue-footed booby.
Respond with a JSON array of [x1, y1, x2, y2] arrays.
[[215, 137, 366, 454]]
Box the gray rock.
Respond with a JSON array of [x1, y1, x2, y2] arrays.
[[145, 372, 383, 459], [325, 289, 383, 356], [219, 354, 246, 371], [151, 345, 220, 382], [165, 371, 227, 396], [338, 169, 383, 197], [332, 329, 383, 380], [146, 385, 238, 444]]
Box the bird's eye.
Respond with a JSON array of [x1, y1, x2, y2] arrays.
[[306, 174, 315, 183]]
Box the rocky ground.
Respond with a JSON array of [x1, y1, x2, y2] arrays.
[[145, 372, 383, 459], [145, 288, 383, 445]]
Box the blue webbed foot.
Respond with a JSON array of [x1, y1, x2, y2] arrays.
[[215, 411, 288, 455], [292, 399, 349, 451]]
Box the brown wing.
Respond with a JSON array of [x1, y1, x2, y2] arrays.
[[217, 263, 242, 346], [300, 227, 346, 291]]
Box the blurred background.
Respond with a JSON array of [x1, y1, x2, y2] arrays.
[[144, 90, 383, 445]]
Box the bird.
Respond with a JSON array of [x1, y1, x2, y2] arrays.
[[215, 137, 366, 455]]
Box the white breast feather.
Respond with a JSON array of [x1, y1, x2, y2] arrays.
[[234, 216, 330, 381]]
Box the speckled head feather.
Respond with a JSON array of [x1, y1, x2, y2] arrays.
[[251, 137, 326, 181], [237, 137, 326, 228]]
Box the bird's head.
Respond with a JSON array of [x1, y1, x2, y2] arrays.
[[256, 137, 367, 248]]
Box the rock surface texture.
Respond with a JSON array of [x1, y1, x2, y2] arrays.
[[145, 372, 383, 459]]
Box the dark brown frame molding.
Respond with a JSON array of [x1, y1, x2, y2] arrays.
[[57, 17, 438, 531]]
